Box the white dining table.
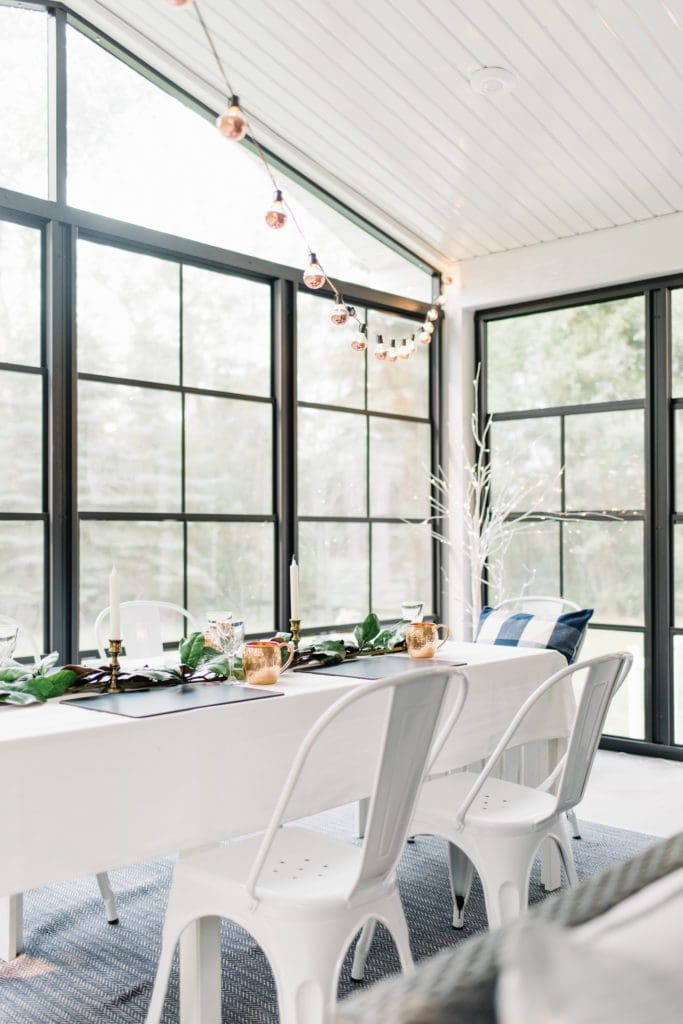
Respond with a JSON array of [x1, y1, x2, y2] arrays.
[[0, 641, 570, 1023]]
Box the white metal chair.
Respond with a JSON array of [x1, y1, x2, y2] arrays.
[[406, 653, 631, 933], [145, 666, 468, 1024], [493, 595, 585, 838], [94, 600, 198, 660]]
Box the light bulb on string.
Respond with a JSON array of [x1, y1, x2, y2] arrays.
[[330, 300, 349, 326], [374, 335, 389, 361], [351, 324, 368, 352], [408, 334, 417, 356], [436, 293, 447, 307], [419, 330, 432, 345], [265, 190, 287, 229], [216, 95, 248, 141], [386, 339, 399, 363], [426, 307, 439, 322], [423, 321, 435, 335], [398, 337, 412, 360], [303, 253, 326, 290], [168, 0, 193, 6]]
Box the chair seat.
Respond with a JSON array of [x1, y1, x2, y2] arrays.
[[416, 772, 558, 832], [177, 826, 384, 913]]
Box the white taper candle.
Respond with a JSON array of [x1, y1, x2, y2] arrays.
[[109, 564, 121, 640], [289, 556, 300, 619]]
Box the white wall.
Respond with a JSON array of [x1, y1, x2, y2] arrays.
[[440, 210, 683, 637]]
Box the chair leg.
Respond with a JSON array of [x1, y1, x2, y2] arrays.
[[268, 922, 345, 1024], [96, 872, 119, 924], [351, 919, 377, 982], [145, 924, 182, 1024], [382, 898, 413, 974], [566, 809, 582, 839], [447, 843, 475, 929], [477, 836, 537, 929], [551, 819, 579, 887]]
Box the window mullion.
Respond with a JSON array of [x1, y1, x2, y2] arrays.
[[273, 278, 296, 631]]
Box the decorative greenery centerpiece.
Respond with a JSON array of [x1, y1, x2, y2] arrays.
[[0, 613, 410, 706]]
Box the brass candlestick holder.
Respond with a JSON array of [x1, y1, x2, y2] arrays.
[[106, 638, 124, 693], [289, 619, 301, 651]]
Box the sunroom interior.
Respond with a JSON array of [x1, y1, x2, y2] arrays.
[[1, 1, 682, 1022]]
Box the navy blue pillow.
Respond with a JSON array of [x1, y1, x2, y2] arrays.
[[475, 606, 593, 664]]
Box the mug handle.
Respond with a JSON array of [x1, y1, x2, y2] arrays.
[[436, 624, 450, 650], [280, 641, 295, 673]]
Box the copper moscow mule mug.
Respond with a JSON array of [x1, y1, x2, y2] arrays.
[[406, 621, 449, 659], [243, 639, 295, 685]]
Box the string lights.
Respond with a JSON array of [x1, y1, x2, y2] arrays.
[[168, 0, 447, 361]]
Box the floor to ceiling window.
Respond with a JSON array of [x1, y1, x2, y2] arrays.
[[0, 3, 437, 660], [480, 284, 683, 757]]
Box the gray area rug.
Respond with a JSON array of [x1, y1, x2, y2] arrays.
[[0, 808, 657, 1023]]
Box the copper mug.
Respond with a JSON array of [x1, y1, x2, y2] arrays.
[[243, 639, 295, 686], [406, 621, 449, 659]]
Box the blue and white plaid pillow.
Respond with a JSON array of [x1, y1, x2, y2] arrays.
[[475, 606, 593, 664]]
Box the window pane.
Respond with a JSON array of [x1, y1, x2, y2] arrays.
[[298, 408, 366, 517], [487, 297, 645, 413], [66, 26, 430, 299], [0, 371, 42, 512], [0, 221, 42, 367], [372, 523, 432, 620], [673, 636, 683, 745], [563, 520, 643, 624], [0, 7, 48, 198], [565, 410, 644, 512], [675, 410, 683, 512], [187, 522, 274, 634], [299, 522, 368, 627], [185, 395, 272, 515], [79, 520, 183, 653], [297, 293, 365, 409], [0, 521, 44, 658], [367, 310, 429, 417], [78, 381, 182, 512], [581, 628, 645, 740], [490, 418, 561, 513], [494, 521, 560, 604], [671, 289, 683, 397], [183, 267, 270, 397], [672, 525, 683, 627], [369, 417, 431, 519], [77, 242, 179, 384]]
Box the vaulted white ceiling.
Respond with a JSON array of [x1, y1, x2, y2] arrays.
[[67, 0, 683, 270]]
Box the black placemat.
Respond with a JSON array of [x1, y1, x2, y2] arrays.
[[303, 654, 467, 680], [61, 683, 282, 718]]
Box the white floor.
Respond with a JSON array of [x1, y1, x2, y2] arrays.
[[577, 750, 683, 837]]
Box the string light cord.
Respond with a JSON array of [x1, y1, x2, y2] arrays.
[[175, 0, 441, 356]]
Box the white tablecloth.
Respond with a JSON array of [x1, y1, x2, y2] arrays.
[[0, 641, 569, 1020]]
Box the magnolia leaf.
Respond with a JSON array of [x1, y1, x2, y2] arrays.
[[180, 632, 206, 670], [35, 651, 59, 675], [20, 669, 76, 701], [316, 640, 346, 655], [0, 689, 38, 706], [353, 624, 364, 649], [361, 613, 381, 642]]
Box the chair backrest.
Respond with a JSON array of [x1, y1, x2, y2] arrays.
[[94, 601, 198, 659], [495, 596, 580, 616], [0, 613, 40, 663], [455, 652, 631, 827], [245, 665, 468, 905]]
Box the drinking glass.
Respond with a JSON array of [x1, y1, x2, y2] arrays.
[[401, 600, 424, 621], [212, 619, 245, 684], [0, 625, 18, 668]]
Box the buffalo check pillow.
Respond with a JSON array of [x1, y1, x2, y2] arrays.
[[475, 606, 593, 664]]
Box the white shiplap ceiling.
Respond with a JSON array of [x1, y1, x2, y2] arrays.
[[66, 0, 683, 269]]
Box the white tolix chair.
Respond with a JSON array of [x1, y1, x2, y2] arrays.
[[492, 595, 585, 839], [407, 653, 630, 932], [145, 666, 468, 1024], [94, 601, 198, 661]]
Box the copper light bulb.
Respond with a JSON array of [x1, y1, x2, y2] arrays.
[[436, 293, 447, 307], [419, 330, 431, 345], [426, 306, 439, 322], [330, 302, 349, 326], [423, 321, 435, 335], [386, 339, 399, 363], [168, 0, 193, 5], [351, 325, 368, 352], [303, 253, 325, 290], [398, 338, 412, 359], [216, 95, 248, 141], [374, 335, 389, 361], [265, 190, 287, 229]]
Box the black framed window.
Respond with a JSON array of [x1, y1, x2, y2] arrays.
[[296, 294, 435, 629], [0, 3, 439, 661], [479, 283, 683, 759]]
